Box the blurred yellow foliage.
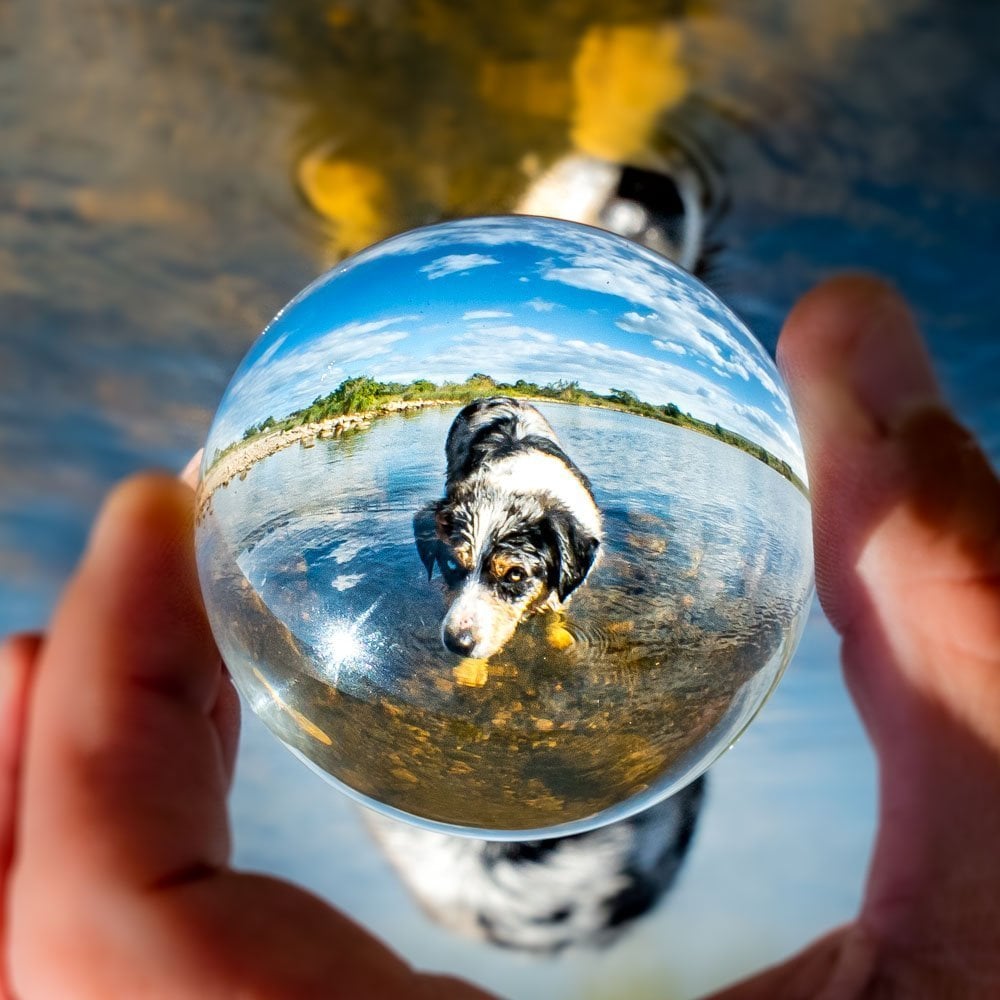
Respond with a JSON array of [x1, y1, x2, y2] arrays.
[[296, 153, 389, 256], [478, 59, 573, 118], [290, 1, 912, 262], [571, 23, 688, 161]]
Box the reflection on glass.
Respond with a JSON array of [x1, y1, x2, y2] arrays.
[[195, 216, 813, 837]]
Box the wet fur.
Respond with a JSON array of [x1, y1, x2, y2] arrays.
[[414, 397, 602, 659]]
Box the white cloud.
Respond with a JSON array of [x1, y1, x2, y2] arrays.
[[253, 331, 290, 368], [534, 237, 788, 404], [651, 338, 687, 356], [215, 218, 804, 479], [452, 324, 560, 349], [381, 323, 804, 480], [207, 317, 413, 454], [346, 218, 568, 266], [525, 232, 800, 472], [419, 253, 500, 280], [462, 310, 511, 320]]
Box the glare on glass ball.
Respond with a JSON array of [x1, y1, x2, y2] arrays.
[[195, 217, 813, 839]]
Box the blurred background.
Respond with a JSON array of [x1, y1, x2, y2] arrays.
[[1, 1, 997, 997]]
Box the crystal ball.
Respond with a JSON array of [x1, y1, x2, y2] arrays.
[[195, 217, 813, 838]]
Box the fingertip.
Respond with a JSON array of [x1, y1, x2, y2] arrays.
[[777, 273, 904, 383], [784, 275, 940, 432], [0, 634, 41, 758], [0, 633, 44, 684], [83, 473, 198, 592], [16, 473, 230, 898], [179, 449, 203, 490], [776, 276, 945, 629], [70, 472, 217, 713], [0, 633, 42, 743], [94, 472, 193, 533]]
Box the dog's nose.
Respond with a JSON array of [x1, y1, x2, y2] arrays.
[[444, 629, 477, 656]]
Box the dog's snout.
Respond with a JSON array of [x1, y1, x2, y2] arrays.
[[444, 628, 477, 656]]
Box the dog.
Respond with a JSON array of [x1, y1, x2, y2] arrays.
[[515, 151, 715, 276], [414, 396, 602, 660], [375, 149, 714, 954], [364, 776, 705, 953]]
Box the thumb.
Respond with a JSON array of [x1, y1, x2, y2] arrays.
[[778, 275, 1000, 743], [8, 476, 495, 999], [777, 276, 1000, 990]]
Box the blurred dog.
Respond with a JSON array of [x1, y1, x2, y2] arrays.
[[364, 778, 705, 953], [516, 150, 714, 275], [414, 396, 602, 659]]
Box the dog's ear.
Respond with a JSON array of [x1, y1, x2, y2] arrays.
[[413, 500, 443, 579], [551, 512, 600, 603]]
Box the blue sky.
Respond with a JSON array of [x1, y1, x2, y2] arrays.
[[206, 218, 805, 481]]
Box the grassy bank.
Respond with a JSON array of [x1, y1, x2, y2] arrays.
[[210, 374, 807, 495]]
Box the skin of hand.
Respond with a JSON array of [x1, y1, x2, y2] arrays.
[[1, 275, 998, 999]]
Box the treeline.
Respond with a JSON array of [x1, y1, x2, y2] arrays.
[[217, 373, 806, 494]]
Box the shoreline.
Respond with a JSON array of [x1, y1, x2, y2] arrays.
[[197, 395, 808, 520], [196, 398, 459, 520]]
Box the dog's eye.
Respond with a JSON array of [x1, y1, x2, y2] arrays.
[[443, 555, 463, 575], [504, 567, 525, 584]]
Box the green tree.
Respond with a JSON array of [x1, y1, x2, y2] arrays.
[[335, 376, 379, 414], [609, 387, 639, 406]]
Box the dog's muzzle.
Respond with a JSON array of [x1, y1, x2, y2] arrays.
[[441, 580, 519, 660], [443, 627, 477, 656]]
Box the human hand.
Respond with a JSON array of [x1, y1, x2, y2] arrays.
[[3, 276, 997, 999], [0, 476, 493, 998], [708, 276, 1000, 999]]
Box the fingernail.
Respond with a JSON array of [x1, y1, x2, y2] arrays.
[[849, 289, 941, 430]]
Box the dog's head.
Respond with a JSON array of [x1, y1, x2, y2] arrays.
[[414, 491, 600, 659]]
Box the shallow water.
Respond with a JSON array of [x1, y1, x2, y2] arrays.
[[3, 0, 998, 996], [199, 405, 812, 832]]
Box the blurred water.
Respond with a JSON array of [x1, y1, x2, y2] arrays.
[[2, 1, 998, 996]]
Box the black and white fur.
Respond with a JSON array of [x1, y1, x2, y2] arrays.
[[364, 778, 704, 953], [414, 397, 602, 660], [372, 149, 716, 952], [515, 147, 716, 274]]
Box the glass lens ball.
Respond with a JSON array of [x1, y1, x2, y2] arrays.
[[195, 217, 813, 838]]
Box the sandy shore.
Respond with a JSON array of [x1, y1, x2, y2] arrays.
[[196, 398, 459, 521]]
